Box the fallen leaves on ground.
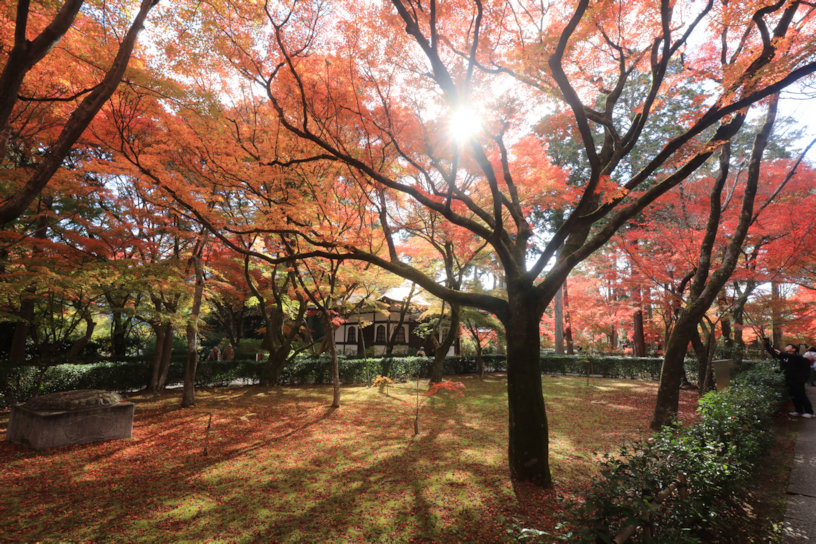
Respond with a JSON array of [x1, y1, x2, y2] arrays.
[[0, 375, 698, 543]]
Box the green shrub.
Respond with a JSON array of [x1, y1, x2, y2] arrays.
[[512, 364, 784, 543], [538, 354, 697, 381], [0, 361, 149, 407], [0, 366, 45, 406], [0, 354, 508, 406]]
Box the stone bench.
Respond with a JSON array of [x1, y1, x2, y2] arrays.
[[7, 390, 134, 450]]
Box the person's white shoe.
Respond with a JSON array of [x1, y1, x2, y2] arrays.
[[803, 413, 814, 419], [789, 412, 801, 416]]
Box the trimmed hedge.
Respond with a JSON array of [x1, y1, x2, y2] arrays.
[[0, 356, 508, 406], [539, 354, 690, 381], [0, 353, 764, 408], [511, 363, 786, 543]]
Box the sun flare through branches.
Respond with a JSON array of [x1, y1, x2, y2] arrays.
[[447, 103, 482, 144]]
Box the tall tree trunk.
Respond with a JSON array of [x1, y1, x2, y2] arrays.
[[259, 309, 285, 386], [608, 277, 618, 351], [150, 323, 167, 393], [244, 256, 306, 386], [262, 346, 289, 386], [182, 252, 205, 407], [159, 326, 174, 389], [563, 280, 574, 355], [554, 286, 564, 354], [109, 299, 134, 359], [110, 309, 127, 359], [429, 303, 460, 383], [633, 309, 646, 357], [9, 199, 50, 362], [691, 323, 716, 394], [324, 313, 341, 408], [504, 292, 551, 487], [468, 322, 486, 379], [651, 310, 697, 428], [732, 307, 746, 363], [150, 322, 173, 393]]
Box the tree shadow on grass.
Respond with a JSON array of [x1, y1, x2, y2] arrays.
[[0, 377, 677, 543]]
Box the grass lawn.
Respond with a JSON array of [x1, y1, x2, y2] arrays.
[[1, 375, 702, 543]]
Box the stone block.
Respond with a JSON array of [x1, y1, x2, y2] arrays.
[[7, 390, 134, 450]]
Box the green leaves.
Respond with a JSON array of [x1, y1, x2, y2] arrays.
[[547, 365, 784, 543]]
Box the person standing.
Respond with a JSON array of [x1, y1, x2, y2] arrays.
[[765, 338, 814, 418]]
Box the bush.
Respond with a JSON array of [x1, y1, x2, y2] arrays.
[[0, 361, 153, 407], [516, 364, 784, 543], [539, 354, 693, 381], [0, 366, 45, 407], [0, 355, 507, 406], [2, 353, 768, 409]]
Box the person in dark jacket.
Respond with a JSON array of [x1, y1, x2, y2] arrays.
[[765, 338, 814, 418]]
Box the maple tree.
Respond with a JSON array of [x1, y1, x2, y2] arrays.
[[461, 307, 503, 377], [610, 110, 816, 424], [0, 0, 159, 225], [204, 249, 254, 357], [243, 254, 310, 386], [0, 158, 159, 363], [128, 0, 816, 487], [0, 0, 813, 490]]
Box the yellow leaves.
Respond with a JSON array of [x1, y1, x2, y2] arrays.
[[697, 140, 728, 155]]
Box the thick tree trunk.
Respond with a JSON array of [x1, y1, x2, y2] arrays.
[[150, 323, 173, 393], [260, 308, 286, 386], [261, 346, 289, 386], [732, 309, 746, 362], [475, 339, 485, 379], [504, 297, 551, 487], [110, 309, 131, 359], [633, 309, 646, 357], [718, 294, 733, 350], [9, 201, 49, 362], [650, 311, 697, 429], [158, 327, 173, 389]]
